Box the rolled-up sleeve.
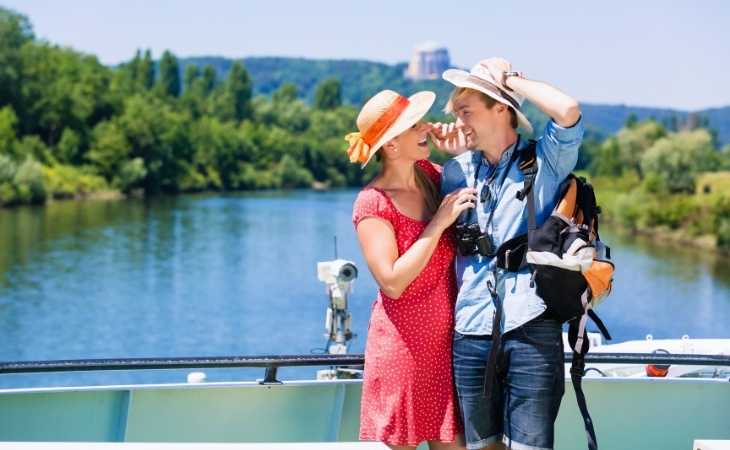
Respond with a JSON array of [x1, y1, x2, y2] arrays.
[[539, 116, 584, 181]]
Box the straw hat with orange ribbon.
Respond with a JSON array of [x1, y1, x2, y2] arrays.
[[345, 90, 436, 168]]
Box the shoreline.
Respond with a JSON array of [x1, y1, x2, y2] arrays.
[[6, 190, 730, 258], [605, 219, 730, 259]]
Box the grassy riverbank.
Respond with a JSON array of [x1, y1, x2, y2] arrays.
[[589, 170, 730, 256]]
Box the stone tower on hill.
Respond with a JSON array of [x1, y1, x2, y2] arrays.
[[403, 41, 450, 81]]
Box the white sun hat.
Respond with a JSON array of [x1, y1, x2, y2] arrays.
[[442, 63, 533, 134], [345, 90, 436, 168]]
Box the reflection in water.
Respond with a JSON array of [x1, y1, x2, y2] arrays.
[[0, 191, 728, 388], [606, 226, 730, 288], [596, 226, 730, 342]]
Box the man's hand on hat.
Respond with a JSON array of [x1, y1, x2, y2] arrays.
[[479, 57, 512, 86], [427, 122, 466, 156]]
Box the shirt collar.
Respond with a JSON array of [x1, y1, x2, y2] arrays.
[[470, 135, 523, 168]]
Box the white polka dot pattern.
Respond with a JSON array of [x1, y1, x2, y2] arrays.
[[352, 161, 464, 446]]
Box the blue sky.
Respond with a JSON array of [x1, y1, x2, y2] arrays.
[[2, 0, 729, 111]]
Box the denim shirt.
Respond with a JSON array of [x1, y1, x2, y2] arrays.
[[441, 117, 583, 335]]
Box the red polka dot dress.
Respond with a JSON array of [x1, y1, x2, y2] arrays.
[[353, 160, 463, 446]]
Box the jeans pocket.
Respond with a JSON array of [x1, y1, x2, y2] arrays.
[[520, 320, 561, 347]]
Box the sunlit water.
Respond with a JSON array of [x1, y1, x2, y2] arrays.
[[0, 190, 728, 388]]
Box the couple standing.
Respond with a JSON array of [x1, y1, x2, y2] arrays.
[[347, 57, 583, 450]]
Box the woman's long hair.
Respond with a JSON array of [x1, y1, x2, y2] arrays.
[[414, 164, 442, 216]]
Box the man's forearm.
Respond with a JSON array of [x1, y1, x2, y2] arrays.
[[504, 76, 581, 128]]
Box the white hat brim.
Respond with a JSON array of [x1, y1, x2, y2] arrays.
[[443, 69, 533, 134], [362, 91, 436, 168]]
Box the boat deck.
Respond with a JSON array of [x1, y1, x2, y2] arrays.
[[1, 353, 729, 450], [0, 444, 386, 450]]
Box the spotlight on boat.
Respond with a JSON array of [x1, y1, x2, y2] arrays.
[[317, 259, 358, 353], [330, 259, 358, 283]]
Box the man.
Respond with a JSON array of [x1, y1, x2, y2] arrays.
[[428, 57, 583, 450]]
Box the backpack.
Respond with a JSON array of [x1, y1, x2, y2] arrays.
[[484, 140, 615, 450], [517, 140, 615, 450]]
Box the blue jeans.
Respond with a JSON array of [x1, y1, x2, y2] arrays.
[[452, 317, 565, 450]]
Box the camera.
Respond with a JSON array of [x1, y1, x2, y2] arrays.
[[329, 259, 358, 283], [455, 222, 495, 257], [317, 259, 358, 312]]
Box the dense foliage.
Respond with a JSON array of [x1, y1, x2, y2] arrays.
[[1, 8, 729, 251], [585, 117, 730, 252], [0, 8, 378, 204]]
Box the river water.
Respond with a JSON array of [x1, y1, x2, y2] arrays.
[[1, 190, 729, 388]]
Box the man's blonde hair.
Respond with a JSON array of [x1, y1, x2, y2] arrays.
[[444, 87, 518, 129]]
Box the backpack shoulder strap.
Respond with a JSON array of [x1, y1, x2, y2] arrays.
[[568, 317, 600, 450], [515, 139, 537, 200], [574, 176, 595, 236], [515, 139, 538, 245]]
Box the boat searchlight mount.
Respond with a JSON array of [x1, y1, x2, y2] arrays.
[[315, 257, 364, 380], [317, 258, 358, 355]]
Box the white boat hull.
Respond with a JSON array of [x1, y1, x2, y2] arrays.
[[0, 375, 728, 450]]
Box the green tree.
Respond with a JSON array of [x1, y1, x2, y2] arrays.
[[217, 61, 253, 123], [181, 64, 205, 118], [624, 113, 638, 129], [189, 116, 247, 190], [0, 152, 16, 182], [201, 65, 216, 95], [0, 8, 33, 116], [183, 63, 198, 92], [255, 84, 311, 133], [616, 120, 667, 178], [87, 119, 130, 180], [56, 127, 81, 164], [576, 134, 602, 172], [306, 106, 358, 184], [13, 135, 52, 165], [129, 49, 155, 93], [19, 43, 115, 150], [43, 164, 109, 199], [276, 154, 314, 188], [313, 77, 341, 110], [272, 83, 297, 103], [595, 137, 623, 177], [640, 129, 718, 193], [116, 157, 147, 193], [721, 145, 730, 170], [12, 154, 45, 202], [0, 152, 16, 204], [117, 94, 194, 194], [156, 50, 181, 97], [0, 105, 18, 154]]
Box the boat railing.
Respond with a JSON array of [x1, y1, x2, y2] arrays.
[[1, 352, 729, 384]]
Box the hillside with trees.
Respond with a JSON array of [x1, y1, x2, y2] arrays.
[[1, 7, 729, 252], [180, 56, 730, 147]]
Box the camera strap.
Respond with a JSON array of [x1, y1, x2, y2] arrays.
[[483, 263, 501, 398], [480, 136, 523, 398], [474, 135, 522, 234]]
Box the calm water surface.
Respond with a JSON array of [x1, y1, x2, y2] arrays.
[[1, 190, 728, 388]]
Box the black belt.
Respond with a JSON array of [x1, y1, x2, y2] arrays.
[[530, 309, 554, 322]]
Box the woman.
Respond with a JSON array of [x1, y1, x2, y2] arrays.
[[346, 90, 476, 450]]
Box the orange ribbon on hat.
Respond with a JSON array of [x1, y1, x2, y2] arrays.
[[345, 95, 410, 164]]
